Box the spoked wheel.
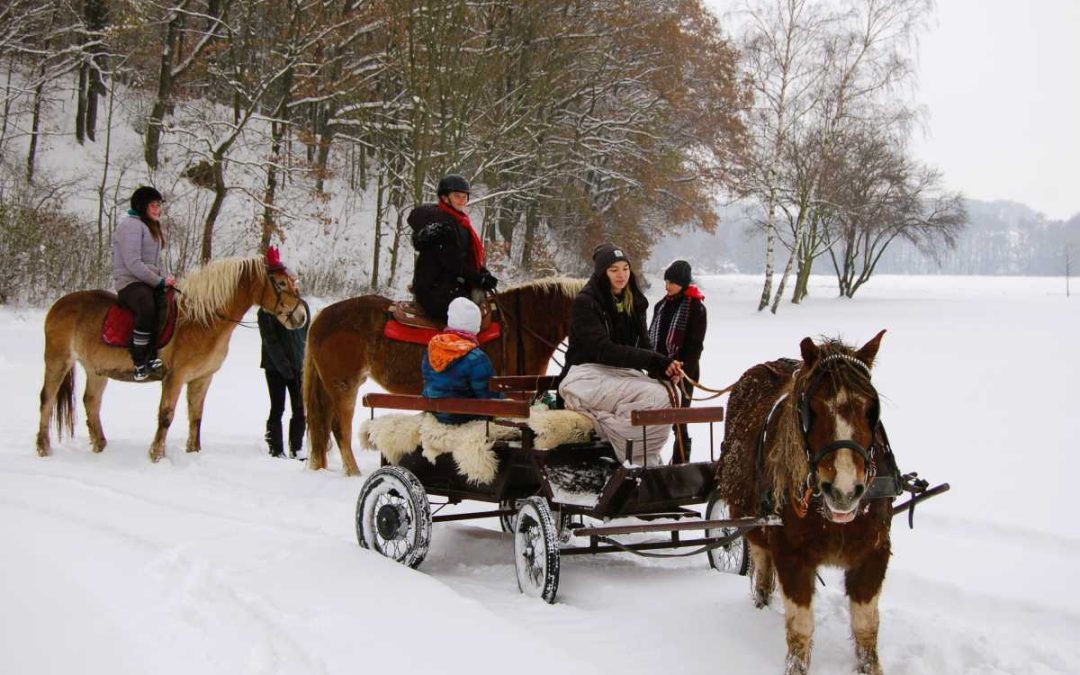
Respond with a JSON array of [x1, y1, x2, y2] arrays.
[[498, 499, 517, 533], [705, 490, 749, 576], [513, 496, 561, 603], [356, 466, 432, 569]]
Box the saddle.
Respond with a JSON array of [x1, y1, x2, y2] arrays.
[[385, 299, 501, 345], [101, 288, 178, 348]]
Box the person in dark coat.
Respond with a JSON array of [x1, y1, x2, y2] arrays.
[[556, 243, 681, 464], [111, 185, 175, 381], [648, 260, 707, 462], [407, 174, 498, 321], [258, 287, 310, 458], [421, 297, 502, 424]]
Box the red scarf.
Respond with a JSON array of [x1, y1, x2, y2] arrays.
[[437, 200, 484, 272]]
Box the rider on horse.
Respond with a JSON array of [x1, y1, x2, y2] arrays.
[[407, 174, 498, 322], [111, 186, 175, 381]]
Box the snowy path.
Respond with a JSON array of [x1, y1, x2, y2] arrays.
[[2, 275, 1078, 674]]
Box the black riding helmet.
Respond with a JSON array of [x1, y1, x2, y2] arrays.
[[436, 174, 470, 197], [130, 185, 164, 217]]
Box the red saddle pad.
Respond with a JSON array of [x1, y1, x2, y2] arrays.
[[101, 288, 178, 348], [384, 319, 502, 346]]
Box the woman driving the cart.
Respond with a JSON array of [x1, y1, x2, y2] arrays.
[[557, 243, 680, 465]]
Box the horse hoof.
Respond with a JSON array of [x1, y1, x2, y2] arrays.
[[36, 446, 50, 458]]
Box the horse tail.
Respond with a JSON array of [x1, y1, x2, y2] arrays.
[[303, 345, 333, 467], [52, 367, 76, 438]]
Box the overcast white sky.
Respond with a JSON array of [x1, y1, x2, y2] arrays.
[[913, 0, 1079, 220], [708, 0, 1080, 221]]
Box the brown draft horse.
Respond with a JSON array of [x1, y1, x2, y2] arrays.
[[718, 330, 889, 675], [37, 255, 306, 463], [303, 278, 584, 476]]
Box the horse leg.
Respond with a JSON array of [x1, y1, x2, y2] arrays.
[[37, 359, 75, 457], [185, 374, 214, 453], [749, 540, 776, 608], [332, 388, 361, 476], [845, 548, 890, 675], [83, 372, 109, 453], [148, 376, 184, 462], [775, 560, 818, 675]]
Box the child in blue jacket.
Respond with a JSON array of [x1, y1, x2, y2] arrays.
[[421, 297, 502, 423]]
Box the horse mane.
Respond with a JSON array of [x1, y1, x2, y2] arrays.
[[503, 276, 586, 299], [765, 338, 878, 508], [177, 257, 266, 326]]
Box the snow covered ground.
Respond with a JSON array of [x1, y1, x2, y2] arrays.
[[2, 274, 1077, 675]]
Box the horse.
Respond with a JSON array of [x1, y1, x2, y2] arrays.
[[37, 253, 306, 463], [303, 277, 585, 476], [717, 330, 889, 675]]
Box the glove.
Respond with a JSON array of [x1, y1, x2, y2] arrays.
[[479, 271, 499, 291]]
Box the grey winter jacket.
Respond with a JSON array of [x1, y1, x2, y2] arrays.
[[112, 213, 164, 291]]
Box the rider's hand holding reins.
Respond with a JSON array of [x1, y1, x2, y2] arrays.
[[665, 359, 684, 385]]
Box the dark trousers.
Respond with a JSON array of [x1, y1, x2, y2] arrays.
[[264, 370, 305, 456], [671, 385, 693, 463], [265, 370, 304, 423], [118, 282, 162, 365], [118, 282, 160, 335]]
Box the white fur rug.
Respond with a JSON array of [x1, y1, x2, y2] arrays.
[[358, 407, 596, 485]]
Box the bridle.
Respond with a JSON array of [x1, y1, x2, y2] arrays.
[[212, 265, 304, 327], [796, 352, 880, 495]]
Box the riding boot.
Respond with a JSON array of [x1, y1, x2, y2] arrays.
[[288, 416, 306, 459], [130, 331, 152, 381], [265, 420, 284, 457]]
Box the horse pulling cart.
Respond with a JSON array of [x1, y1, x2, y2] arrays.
[[354, 375, 947, 604]]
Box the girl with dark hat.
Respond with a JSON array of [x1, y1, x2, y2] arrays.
[[407, 174, 498, 321], [557, 243, 681, 465], [648, 260, 707, 462], [111, 186, 175, 381]]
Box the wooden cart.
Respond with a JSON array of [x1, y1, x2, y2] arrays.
[[354, 375, 946, 603]]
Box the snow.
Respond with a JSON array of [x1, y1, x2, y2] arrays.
[[2, 274, 1078, 675]]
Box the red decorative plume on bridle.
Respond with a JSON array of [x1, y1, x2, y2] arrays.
[[265, 245, 288, 273]]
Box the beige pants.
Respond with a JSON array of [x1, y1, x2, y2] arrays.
[[558, 363, 672, 465]]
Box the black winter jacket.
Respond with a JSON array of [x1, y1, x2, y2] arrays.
[[258, 299, 310, 380], [649, 292, 706, 381], [559, 270, 670, 382], [408, 204, 487, 321]]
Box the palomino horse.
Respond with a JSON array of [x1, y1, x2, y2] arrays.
[[718, 330, 889, 675], [37, 254, 306, 463], [303, 278, 584, 476]]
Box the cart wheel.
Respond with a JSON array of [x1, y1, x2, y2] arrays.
[[513, 497, 560, 603], [498, 499, 517, 533], [705, 490, 749, 576], [356, 466, 432, 569]]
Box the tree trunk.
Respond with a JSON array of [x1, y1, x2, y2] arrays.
[[770, 245, 798, 314], [389, 208, 404, 285], [96, 78, 117, 268], [26, 79, 45, 183], [758, 200, 777, 311], [371, 173, 386, 289], [521, 203, 539, 271], [76, 66, 87, 144], [200, 158, 226, 263]]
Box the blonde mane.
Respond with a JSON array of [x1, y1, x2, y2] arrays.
[[505, 276, 586, 299], [764, 340, 878, 509], [176, 257, 266, 326]]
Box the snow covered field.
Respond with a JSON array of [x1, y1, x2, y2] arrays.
[[1, 274, 1077, 675]]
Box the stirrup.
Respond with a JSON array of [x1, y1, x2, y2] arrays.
[[133, 364, 150, 381]]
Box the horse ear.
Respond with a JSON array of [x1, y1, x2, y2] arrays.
[[799, 337, 818, 368], [856, 329, 886, 368]]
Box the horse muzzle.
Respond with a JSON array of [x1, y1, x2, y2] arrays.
[[819, 480, 866, 524]]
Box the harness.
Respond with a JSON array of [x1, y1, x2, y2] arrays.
[[755, 354, 900, 518]]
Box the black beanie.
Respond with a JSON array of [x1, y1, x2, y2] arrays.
[[664, 260, 692, 288], [131, 186, 163, 217], [592, 243, 631, 277]]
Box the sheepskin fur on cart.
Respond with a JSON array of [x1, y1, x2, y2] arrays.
[[358, 408, 595, 484]]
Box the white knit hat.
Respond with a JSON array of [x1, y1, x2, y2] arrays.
[[446, 297, 481, 334]]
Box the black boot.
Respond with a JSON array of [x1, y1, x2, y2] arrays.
[[288, 417, 306, 459], [130, 332, 152, 381], [265, 420, 284, 457]]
